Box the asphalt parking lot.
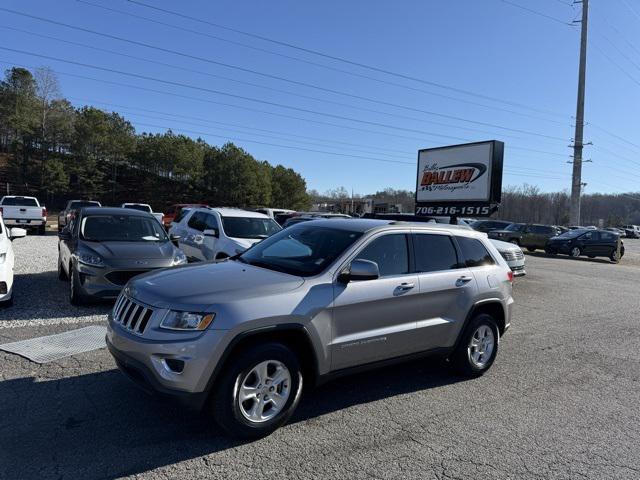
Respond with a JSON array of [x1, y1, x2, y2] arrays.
[[2, 234, 640, 480]]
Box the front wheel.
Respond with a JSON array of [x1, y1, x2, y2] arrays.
[[69, 265, 88, 305], [570, 247, 581, 258], [610, 249, 620, 263], [209, 343, 303, 439], [57, 256, 67, 280], [451, 314, 499, 377]]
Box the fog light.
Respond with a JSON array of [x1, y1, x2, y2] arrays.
[[164, 358, 185, 373]]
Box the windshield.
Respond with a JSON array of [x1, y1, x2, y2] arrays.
[[221, 216, 282, 239], [80, 215, 168, 242], [238, 226, 363, 276], [1, 197, 38, 207], [123, 204, 151, 213], [556, 229, 588, 239], [505, 223, 526, 232], [70, 201, 100, 209]]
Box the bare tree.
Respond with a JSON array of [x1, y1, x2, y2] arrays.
[[34, 66, 62, 187]]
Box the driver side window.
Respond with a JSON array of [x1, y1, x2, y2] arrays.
[[355, 234, 409, 278]]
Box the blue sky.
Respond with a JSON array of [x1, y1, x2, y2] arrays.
[[1, 0, 639, 196]]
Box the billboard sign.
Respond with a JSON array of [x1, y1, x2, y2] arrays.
[[415, 140, 504, 217]]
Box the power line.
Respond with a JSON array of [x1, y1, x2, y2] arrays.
[[74, 0, 570, 123], [0, 11, 570, 142], [499, 0, 576, 26], [0, 27, 569, 144], [0, 58, 571, 159], [619, 0, 640, 22], [0, 46, 572, 146], [122, 0, 570, 117], [591, 42, 640, 87]]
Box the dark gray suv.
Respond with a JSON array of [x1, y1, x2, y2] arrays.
[[107, 219, 514, 438], [58, 207, 186, 305]]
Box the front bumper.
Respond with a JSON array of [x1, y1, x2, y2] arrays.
[[106, 318, 229, 405], [77, 264, 170, 299]]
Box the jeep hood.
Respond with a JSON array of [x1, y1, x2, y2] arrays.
[[128, 259, 304, 309]]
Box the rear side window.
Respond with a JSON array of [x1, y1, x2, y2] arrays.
[[413, 234, 459, 272], [203, 213, 219, 231], [187, 212, 206, 231], [174, 208, 190, 224], [600, 232, 615, 241], [457, 237, 495, 268], [356, 234, 409, 277]]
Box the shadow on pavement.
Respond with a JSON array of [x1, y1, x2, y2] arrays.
[[0, 270, 112, 321], [0, 357, 463, 479], [526, 251, 614, 265]]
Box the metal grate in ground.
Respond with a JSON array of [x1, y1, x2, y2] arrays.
[[0, 325, 107, 363]]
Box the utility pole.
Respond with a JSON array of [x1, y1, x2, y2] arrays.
[[570, 0, 589, 225]]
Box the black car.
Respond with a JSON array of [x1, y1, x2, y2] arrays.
[[489, 223, 561, 252], [470, 219, 512, 233], [57, 207, 186, 304], [545, 229, 624, 262]]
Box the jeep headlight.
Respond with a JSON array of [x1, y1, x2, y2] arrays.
[[172, 250, 187, 265], [78, 252, 104, 267], [160, 311, 215, 330]]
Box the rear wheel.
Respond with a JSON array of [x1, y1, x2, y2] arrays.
[[570, 247, 581, 258], [38, 224, 46, 235], [451, 314, 499, 377], [209, 343, 303, 439]]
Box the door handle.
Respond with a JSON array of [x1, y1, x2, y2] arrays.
[[397, 282, 415, 291], [455, 276, 473, 287]]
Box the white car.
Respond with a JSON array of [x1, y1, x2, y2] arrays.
[[491, 239, 526, 277], [121, 203, 164, 224], [169, 207, 282, 261], [0, 215, 27, 305]]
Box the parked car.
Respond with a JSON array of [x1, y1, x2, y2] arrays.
[[489, 223, 561, 251], [58, 199, 102, 232], [604, 227, 625, 237], [621, 225, 640, 239], [568, 225, 585, 230], [0, 216, 27, 306], [0, 196, 47, 234], [554, 225, 569, 234], [121, 203, 163, 224], [107, 219, 513, 438], [545, 229, 624, 262], [490, 239, 526, 276], [162, 203, 209, 229], [254, 208, 296, 220], [57, 207, 187, 305], [169, 207, 282, 261], [470, 219, 512, 233]]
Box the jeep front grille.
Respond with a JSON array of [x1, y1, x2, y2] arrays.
[[112, 294, 153, 335]]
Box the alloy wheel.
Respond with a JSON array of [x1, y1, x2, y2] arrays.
[[467, 325, 495, 369], [238, 360, 291, 424]]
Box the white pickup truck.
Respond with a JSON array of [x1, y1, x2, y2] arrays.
[[0, 196, 47, 234], [120, 203, 164, 224]]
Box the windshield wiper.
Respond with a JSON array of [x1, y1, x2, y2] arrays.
[[247, 260, 289, 274]]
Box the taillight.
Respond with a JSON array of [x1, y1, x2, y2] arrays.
[[507, 271, 514, 283], [42, 207, 47, 218], [0, 207, 3, 216]]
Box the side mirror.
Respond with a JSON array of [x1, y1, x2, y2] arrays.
[[9, 227, 27, 240], [58, 229, 71, 241], [203, 228, 219, 238], [339, 259, 379, 283], [169, 233, 181, 245]]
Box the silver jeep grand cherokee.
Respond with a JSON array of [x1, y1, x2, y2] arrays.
[[107, 219, 514, 438]]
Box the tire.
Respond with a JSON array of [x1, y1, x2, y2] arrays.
[[58, 224, 63, 233], [526, 247, 536, 252], [610, 249, 620, 263], [544, 248, 556, 255], [69, 264, 88, 306], [209, 342, 303, 439], [38, 224, 46, 235], [57, 256, 67, 281], [570, 247, 581, 258], [509, 239, 520, 246], [451, 314, 499, 377]]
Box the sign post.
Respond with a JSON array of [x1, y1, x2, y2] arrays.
[[415, 140, 504, 219]]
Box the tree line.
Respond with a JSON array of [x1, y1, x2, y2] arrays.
[[0, 66, 310, 211]]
